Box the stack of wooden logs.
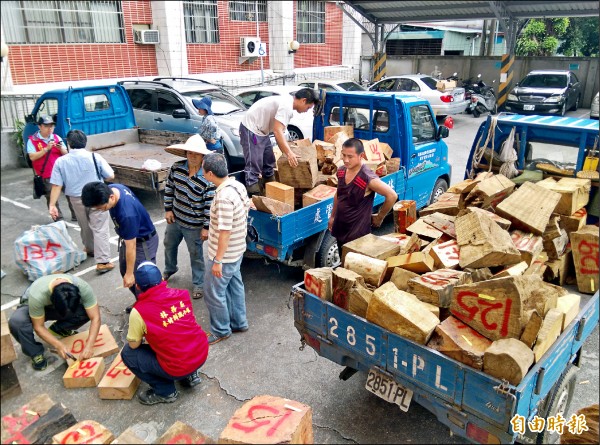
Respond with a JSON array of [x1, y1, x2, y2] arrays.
[[305, 172, 598, 385], [253, 125, 401, 216]]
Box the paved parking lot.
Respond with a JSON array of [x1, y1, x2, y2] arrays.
[[1, 110, 597, 443]]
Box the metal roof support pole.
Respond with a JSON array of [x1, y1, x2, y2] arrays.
[[488, 1, 518, 111], [335, 2, 376, 82], [373, 24, 387, 82]]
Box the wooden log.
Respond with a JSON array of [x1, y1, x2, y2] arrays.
[[52, 420, 114, 444], [543, 227, 569, 260], [570, 225, 599, 294], [532, 308, 564, 362], [407, 269, 472, 308], [460, 173, 515, 210], [559, 207, 587, 235], [536, 177, 590, 216], [406, 218, 443, 240], [462, 267, 493, 283], [483, 339, 534, 385], [324, 125, 353, 143], [392, 200, 417, 234], [303, 268, 333, 302], [427, 316, 492, 370], [344, 252, 388, 287], [367, 283, 439, 344], [21, 404, 78, 445], [332, 268, 364, 310], [98, 353, 140, 400], [522, 278, 564, 317], [252, 196, 294, 216], [510, 230, 544, 266], [386, 251, 434, 274], [431, 239, 460, 269], [457, 207, 512, 230], [556, 293, 580, 331], [63, 356, 105, 388], [560, 404, 599, 445], [456, 209, 522, 269], [389, 268, 419, 291], [380, 233, 421, 254], [0, 363, 21, 401], [156, 421, 213, 444], [493, 261, 529, 278], [302, 185, 336, 207], [219, 395, 313, 444], [277, 143, 319, 189], [59, 324, 119, 358], [348, 283, 373, 318], [422, 213, 456, 238], [313, 140, 335, 166], [111, 427, 147, 444], [341, 233, 401, 264], [385, 158, 400, 174], [419, 192, 461, 217], [519, 310, 543, 348], [495, 181, 562, 235], [1, 311, 17, 366], [265, 182, 294, 207]]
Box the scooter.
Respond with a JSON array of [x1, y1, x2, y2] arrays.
[[464, 74, 497, 118]]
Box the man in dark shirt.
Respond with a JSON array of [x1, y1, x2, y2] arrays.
[[328, 138, 398, 261]]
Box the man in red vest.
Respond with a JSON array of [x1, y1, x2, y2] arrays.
[[122, 262, 209, 405]]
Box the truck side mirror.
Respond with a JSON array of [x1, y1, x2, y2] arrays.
[[437, 126, 450, 139], [172, 109, 189, 119], [25, 114, 35, 123]]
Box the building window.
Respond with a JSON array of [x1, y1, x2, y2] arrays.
[[2, 1, 124, 44], [229, 1, 266, 22], [184, 0, 219, 44], [297, 0, 325, 44]]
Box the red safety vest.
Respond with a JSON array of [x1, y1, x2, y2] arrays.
[[29, 133, 61, 178]]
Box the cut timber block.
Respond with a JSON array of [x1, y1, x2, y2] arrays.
[[111, 427, 147, 444], [348, 284, 373, 319], [456, 209, 521, 269], [2, 394, 55, 443], [265, 182, 294, 208], [367, 282, 439, 344], [341, 233, 401, 264], [344, 252, 388, 287], [556, 293, 580, 331], [98, 353, 140, 400], [461, 174, 515, 210], [387, 251, 434, 274], [419, 192, 461, 217], [324, 125, 353, 144], [532, 308, 564, 362], [457, 207, 512, 230], [252, 196, 293, 216], [451, 276, 534, 341], [52, 420, 114, 444], [495, 181, 562, 235], [493, 261, 529, 278], [407, 269, 472, 308], [542, 215, 562, 242], [379, 282, 440, 319], [59, 324, 119, 358], [326, 176, 338, 187], [525, 253, 548, 279], [406, 218, 443, 239], [277, 144, 318, 189], [313, 140, 335, 165], [393, 200, 417, 234], [304, 268, 333, 302], [389, 267, 419, 291], [463, 267, 493, 283], [510, 230, 544, 266], [570, 225, 599, 294], [484, 339, 534, 385], [431, 239, 460, 269], [219, 395, 313, 444], [520, 310, 543, 348], [156, 421, 213, 444], [386, 158, 400, 174], [302, 185, 336, 207], [63, 356, 105, 388], [559, 207, 587, 235], [20, 404, 77, 445], [544, 249, 573, 286], [1, 311, 17, 366], [543, 228, 569, 261], [427, 316, 492, 370], [332, 268, 364, 310], [380, 233, 420, 254], [0, 363, 21, 400], [537, 177, 590, 216], [522, 279, 563, 317], [422, 213, 456, 238], [379, 142, 393, 160]]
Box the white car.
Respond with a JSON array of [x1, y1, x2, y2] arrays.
[[296, 79, 366, 93], [233, 85, 314, 141], [369, 75, 468, 117], [591, 92, 599, 120]]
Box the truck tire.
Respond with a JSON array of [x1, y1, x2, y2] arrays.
[[536, 364, 578, 444], [316, 231, 339, 268], [429, 178, 448, 205]]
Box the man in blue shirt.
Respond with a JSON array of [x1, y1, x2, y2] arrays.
[[49, 130, 115, 274], [82, 182, 158, 309]]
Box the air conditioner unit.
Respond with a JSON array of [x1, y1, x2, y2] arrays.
[[240, 37, 261, 57], [133, 29, 160, 44]]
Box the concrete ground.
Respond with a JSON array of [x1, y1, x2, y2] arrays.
[[1, 110, 598, 443]]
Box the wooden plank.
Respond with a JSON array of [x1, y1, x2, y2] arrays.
[[570, 225, 599, 294], [59, 324, 119, 358], [1, 311, 17, 366], [387, 251, 434, 274], [265, 182, 294, 207], [63, 356, 105, 388], [532, 308, 564, 362], [52, 420, 114, 444], [483, 339, 534, 385], [422, 213, 457, 238], [406, 218, 443, 240], [156, 421, 213, 444], [520, 310, 543, 348], [98, 353, 141, 400]]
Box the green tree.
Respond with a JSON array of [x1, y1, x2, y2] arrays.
[[516, 18, 569, 56], [558, 17, 599, 57]]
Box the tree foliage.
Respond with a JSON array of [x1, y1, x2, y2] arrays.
[[516, 18, 569, 56], [558, 17, 599, 57]]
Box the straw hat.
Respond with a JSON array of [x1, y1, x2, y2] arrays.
[[165, 134, 211, 158]]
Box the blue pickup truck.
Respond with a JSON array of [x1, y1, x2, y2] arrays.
[[246, 91, 452, 268]]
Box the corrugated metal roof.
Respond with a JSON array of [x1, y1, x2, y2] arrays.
[[345, 1, 600, 24]]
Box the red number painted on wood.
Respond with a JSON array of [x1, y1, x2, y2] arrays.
[[1, 408, 39, 443], [576, 239, 599, 274], [166, 433, 198, 444], [60, 424, 101, 444], [106, 359, 132, 379], [304, 273, 324, 298], [231, 404, 293, 437], [333, 289, 349, 309], [454, 291, 513, 337], [420, 271, 460, 286], [511, 232, 539, 250], [70, 332, 105, 354]]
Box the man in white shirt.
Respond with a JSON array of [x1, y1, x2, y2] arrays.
[[239, 88, 318, 196]]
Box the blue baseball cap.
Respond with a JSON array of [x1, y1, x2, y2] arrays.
[[135, 261, 162, 291]]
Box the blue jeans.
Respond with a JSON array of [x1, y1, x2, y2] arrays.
[[163, 222, 204, 290], [203, 251, 247, 337]]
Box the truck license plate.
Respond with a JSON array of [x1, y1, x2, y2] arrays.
[[524, 104, 535, 111], [365, 368, 413, 412]]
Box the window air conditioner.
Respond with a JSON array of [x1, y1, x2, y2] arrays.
[[133, 29, 160, 44], [240, 37, 261, 57]]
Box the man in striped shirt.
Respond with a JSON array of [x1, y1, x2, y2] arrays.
[[163, 135, 215, 300], [201, 153, 250, 345]]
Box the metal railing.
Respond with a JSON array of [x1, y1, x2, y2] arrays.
[[1, 93, 41, 132]]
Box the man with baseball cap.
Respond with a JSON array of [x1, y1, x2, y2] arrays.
[[121, 261, 209, 405], [162, 134, 215, 299]]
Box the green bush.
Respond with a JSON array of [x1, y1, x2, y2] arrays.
[[12, 119, 25, 157]]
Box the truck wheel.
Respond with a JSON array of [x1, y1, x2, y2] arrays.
[[536, 364, 578, 444], [429, 178, 448, 205], [316, 231, 339, 268]]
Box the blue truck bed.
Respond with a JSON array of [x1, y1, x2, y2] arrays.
[[293, 284, 599, 443]]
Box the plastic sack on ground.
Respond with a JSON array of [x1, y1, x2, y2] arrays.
[[14, 220, 87, 281], [141, 159, 162, 171]]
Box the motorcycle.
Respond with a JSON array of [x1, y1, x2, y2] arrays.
[[463, 74, 497, 118]]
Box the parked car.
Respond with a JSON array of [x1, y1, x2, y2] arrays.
[[505, 70, 582, 117], [296, 79, 366, 92], [233, 85, 314, 141], [591, 92, 599, 120], [120, 78, 248, 168], [368, 75, 468, 117]]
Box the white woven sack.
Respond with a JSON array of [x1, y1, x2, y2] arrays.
[[14, 220, 87, 281]]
